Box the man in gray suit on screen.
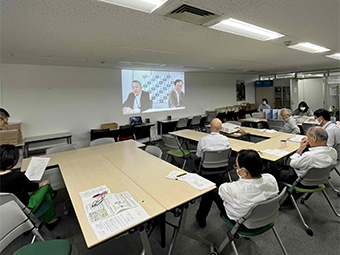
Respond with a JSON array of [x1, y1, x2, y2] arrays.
[[168, 79, 185, 108]]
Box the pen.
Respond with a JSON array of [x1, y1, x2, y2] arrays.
[[92, 191, 108, 198], [176, 172, 187, 178]]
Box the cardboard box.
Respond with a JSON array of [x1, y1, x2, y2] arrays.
[[0, 130, 19, 145], [101, 122, 118, 130], [1, 122, 23, 145]]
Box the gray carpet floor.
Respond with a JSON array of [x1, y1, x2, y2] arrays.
[[3, 141, 340, 255]]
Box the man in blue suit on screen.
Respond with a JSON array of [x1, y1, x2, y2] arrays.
[[123, 80, 152, 114]]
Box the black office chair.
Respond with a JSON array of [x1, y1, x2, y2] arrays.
[[237, 109, 246, 120], [189, 115, 202, 131], [119, 125, 135, 141], [175, 118, 189, 131], [216, 112, 226, 123], [90, 128, 112, 141], [206, 111, 217, 124], [226, 111, 234, 121], [134, 125, 151, 144]]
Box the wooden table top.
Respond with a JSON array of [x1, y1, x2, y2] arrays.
[[59, 154, 165, 248], [103, 147, 216, 211], [21, 140, 145, 172]]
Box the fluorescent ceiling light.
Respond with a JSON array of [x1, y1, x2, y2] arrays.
[[288, 42, 330, 53], [98, 0, 168, 13], [209, 18, 284, 41], [326, 53, 340, 60]]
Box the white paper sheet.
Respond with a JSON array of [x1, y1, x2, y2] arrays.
[[91, 205, 150, 240], [261, 149, 290, 157], [258, 129, 278, 133], [165, 170, 183, 179], [165, 171, 215, 190], [25, 157, 50, 181], [287, 135, 306, 143], [79, 185, 111, 202]]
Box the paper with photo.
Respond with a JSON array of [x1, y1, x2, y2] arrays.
[[25, 157, 50, 181], [79, 185, 111, 202]]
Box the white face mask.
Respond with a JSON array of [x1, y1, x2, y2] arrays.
[[315, 118, 321, 125], [262, 101, 267, 105], [300, 107, 306, 111]]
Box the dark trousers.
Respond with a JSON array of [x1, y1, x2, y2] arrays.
[[196, 188, 227, 221]]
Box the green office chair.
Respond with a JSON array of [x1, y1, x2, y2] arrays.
[[162, 135, 190, 169], [211, 188, 288, 255], [13, 240, 72, 255], [198, 148, 232, 184], [284, 165, 340, 236]]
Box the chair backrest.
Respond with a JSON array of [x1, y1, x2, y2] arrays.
[[241, 187, 286, 229], [299, 165, 335, 186], [226, 111, 234, 121], [176, 118, 189, 130], [190, 115, 202, 126], [145, 145, 163, 158], [302, 123, 318, 135], [216, 112, 226, 122], [134, 125, 151, 140], [201, 148, 232, 169], [162, 135, 180, 150], [119, 125, 135, 141], [206, 111, 217, 123], [46, 144, 78, 155], [90, 137, 115, 147], [0, 200, 34, 252], [90, 128, 111, 141], [267, 119, 284, 130]]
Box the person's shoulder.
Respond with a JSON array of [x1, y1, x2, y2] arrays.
[[262, 173, 276, 181]]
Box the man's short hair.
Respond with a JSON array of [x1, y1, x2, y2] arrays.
[[281, 108, 292, 116], [308, 126, 328, 142], [0, 108, 10, 119], [237, 149, 263, 177], [132, 80, 142, 87], [0, 144, 19, 170], [174, 79, 183, 86], [314, 108, 330, 121]]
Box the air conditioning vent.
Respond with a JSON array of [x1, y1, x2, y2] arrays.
[[166, 4, 219, 25]]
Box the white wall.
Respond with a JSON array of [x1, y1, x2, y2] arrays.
[[298, 78, 324, 112], [1, 64, 256, 147]]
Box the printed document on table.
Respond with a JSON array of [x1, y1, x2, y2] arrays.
[[83, 191, 139, 223], [261, 149, 290, 157], [79, 185, 111, 202], [91, 205, 150, 240], [181, 173, 215, 190], [287, 135, 306, 143], [165, 170, 183, 179], [258, 129, 278, 133], [25, 157, 50, 181]]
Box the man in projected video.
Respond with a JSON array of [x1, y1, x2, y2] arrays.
[[168, 79, 185, 108], [123, 80, 152, 114]]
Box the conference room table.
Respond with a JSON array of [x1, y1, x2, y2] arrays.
[[21, 140, 216, 254], [169, 129, 301, 162]]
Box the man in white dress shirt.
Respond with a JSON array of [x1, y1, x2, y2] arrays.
[[168, 79, 185, 108], [314, 108, 340, 148], [274, 126, 337, 185], [196, 149, 278, 227], [196, 118, 229, 159]]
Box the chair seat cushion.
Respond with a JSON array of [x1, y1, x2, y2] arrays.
[[221, 215, 274, 237], [167, 149, 190, 157], [13, 240, 72, 255], [284, 183, 325, 193]]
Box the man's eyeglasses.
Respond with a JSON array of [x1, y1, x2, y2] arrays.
[[92, 195, 105, 207]]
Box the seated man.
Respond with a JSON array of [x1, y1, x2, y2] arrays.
[[279, 108, 300, 134], [196, 149, 278, 227], [273, 126, 337, 185], [196, 118, 229, 159], [314, 108, 340, 147]]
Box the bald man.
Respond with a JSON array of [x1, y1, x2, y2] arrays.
[[196, 118, 229, 158]]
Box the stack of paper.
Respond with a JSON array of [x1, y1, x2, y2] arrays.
[[166, 170, 215, 191], [80, 185, 149, 240], [261, 149, 290, 157], [287, 135, 306, 143], [258, 129, 278, 133]]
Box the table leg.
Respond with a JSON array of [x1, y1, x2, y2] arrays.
[[168, 203, 215, 255], [139, 224, 153, 255], [160, 213, 166, 248], [24, 143, 28, 158]]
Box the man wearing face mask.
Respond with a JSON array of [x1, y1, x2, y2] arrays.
[[258, 98, 271, 113], [195, 150, 278, 228], [293, 101, 313, 117], [314, 108, 340, 147]]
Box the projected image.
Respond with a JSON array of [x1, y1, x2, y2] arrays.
[[122, 70, 185, 115]]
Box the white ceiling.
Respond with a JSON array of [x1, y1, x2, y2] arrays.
[[1, 0, 340, 74]]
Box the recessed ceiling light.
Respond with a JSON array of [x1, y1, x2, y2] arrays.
[[288, 42, 330, 53], [326, 53, 340, 60], [209, 18, 284, 41], [98, 0, 168, 13]]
